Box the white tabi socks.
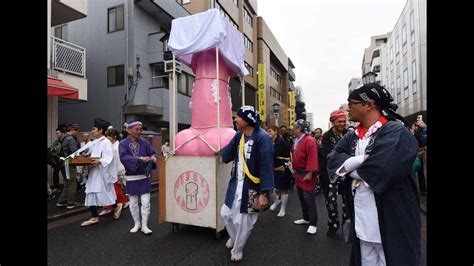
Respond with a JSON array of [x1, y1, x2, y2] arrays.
[[269, 192, 281, 212], [129, 195, 141, 233], [277, 194, 288, 217], [140, 193, 152, 235]]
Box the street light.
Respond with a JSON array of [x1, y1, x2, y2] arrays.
[[272, 102, 280, 127], [362, 71, 377, 85]]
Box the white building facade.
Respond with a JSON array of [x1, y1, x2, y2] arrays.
[[380, 0, 426, 121]]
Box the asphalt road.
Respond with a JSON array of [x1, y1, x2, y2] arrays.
[[48, 188, 426, 265]]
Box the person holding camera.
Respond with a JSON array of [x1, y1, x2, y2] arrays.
[[411, 116, 427, 195]]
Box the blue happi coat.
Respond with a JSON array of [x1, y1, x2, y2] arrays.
[[220, 128, 274, 213], [327, 121, 421, 266]]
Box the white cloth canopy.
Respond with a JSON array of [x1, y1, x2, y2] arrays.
[[168, 8, 249, 78]]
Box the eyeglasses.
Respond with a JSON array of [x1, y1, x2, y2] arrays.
[[348, 100, 367, 107]]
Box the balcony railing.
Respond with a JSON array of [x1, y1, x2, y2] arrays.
[[288, 81, 296, 91], [288, 67, 296, 81], [51, 37, 86, 77]]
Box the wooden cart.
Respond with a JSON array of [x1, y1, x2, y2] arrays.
[[158, 156, 232, 239]]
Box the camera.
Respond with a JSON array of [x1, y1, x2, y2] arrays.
[[417, 115, 422, 121]]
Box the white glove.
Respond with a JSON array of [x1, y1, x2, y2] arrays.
[[349, 170, 363, 180], [342, 155, 366, 172]]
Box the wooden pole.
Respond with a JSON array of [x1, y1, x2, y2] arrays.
[[241, 78, 245, 106], [216, 47, 220, 151], [172, 54, 177, 151]]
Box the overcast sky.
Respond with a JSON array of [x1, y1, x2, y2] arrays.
[[258, 0, 407, 131]]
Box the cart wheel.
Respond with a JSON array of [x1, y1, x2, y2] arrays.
[[215, 231, 222, 240], [172, 223, 180, 233]]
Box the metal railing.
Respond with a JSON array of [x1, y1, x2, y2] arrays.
[[51, 36, 86, 77]]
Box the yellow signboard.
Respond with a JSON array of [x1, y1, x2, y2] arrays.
[[288, 91, 296, 128], [258, 63, 266, 121], [288, 91, 295, 108]]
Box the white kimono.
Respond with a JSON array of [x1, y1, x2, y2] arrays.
[[84, 136, 117, 206], [113, 141, 126, 177]]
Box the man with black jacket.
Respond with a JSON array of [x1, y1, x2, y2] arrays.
[[318, 110, 349, 237], [56, 123, 81, 209], [51, 126, 66, 192]]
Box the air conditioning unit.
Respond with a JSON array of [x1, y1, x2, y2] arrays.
[[164, 51, 173, 61]]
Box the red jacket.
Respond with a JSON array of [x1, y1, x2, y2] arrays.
[[291, 134, 319, 191]]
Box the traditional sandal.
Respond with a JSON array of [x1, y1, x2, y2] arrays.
[[80, 219, 99, 227]]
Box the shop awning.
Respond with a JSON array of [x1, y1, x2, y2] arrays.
[[47, 77, 79, 99]]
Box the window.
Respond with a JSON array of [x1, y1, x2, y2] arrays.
[[244, 7, 252, 26], [216, 2, 238, 29], [244, 35, 253, 52], [245, 62, 253, 76], [395, 36, 400, 64], [178, 73, 187, 95], [163, 39, 170, 52], [412, 60, 417, 94], [181, 0, 191, 4], [233, 0, 238, 6], [54, 24, 68, 41], [403, 69, 409, 99], [271, 68, 281, 83], [270, 87, 282, 101], [107, 65, 124, 87], [410, 11, 415, 46], [390, 46, 394, 64], [402, 24, 407, 55], [108, 5, 124, 33], [396, 76, 401, 104], [151, 63, 169, 88], [187, 74, 195, 96], [176, 73, 196, 96]]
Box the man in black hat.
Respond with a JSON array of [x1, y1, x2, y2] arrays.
[[219, 105, 274, 262], [327, 83, 421, 265]]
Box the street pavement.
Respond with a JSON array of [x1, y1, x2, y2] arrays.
[[48, 187, 427, 265]]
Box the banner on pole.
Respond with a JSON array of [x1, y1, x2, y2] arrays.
[[258, 63, 266, 122], [288, 91, 296, 129]]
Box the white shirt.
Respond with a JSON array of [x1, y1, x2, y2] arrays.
[[350, 137, 381, 243], [335, 120, 386, 243], [112, 141, 126, 177]]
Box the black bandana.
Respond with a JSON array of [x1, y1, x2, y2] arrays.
[[237, 105, 260, 129], [348, 83, 409, 127], [295, 119, 311, 134]]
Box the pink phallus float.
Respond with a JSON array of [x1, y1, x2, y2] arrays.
[[168, 9, 249, 156]]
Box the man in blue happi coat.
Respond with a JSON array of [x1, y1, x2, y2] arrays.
[[219, 105, 274, 262]]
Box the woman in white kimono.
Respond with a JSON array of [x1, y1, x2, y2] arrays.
[[80, 118, 120, 227]]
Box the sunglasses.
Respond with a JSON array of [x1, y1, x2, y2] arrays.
[[348, 100, 368, 106]]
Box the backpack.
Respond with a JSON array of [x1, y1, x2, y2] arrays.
[[47, 139, 63, 167]]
